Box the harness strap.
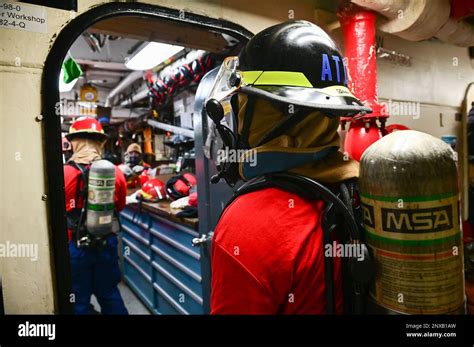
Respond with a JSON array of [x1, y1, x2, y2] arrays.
[[66, 162, 89, 242]]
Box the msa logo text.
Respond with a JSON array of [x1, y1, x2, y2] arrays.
[[381, 205, 453, 233], [18, 321, 55, 341]]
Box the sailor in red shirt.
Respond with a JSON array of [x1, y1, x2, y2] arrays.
[[212, 191, 345, 314], [64, 116, 128, 315], [204, 21, 373, 314]]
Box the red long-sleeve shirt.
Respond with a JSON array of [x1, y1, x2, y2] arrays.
[[64, 164, 127, 239], [211, 187, 343, 314]]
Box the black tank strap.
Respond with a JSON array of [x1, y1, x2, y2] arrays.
[[66, 161, 90, 241], [67, 162, 89, 207]]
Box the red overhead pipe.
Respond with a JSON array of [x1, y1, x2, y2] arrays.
[[338, 3, 387, 161], [339, 5, 381, 118]]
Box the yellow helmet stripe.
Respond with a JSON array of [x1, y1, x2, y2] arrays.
[[241, 71, 313, 88]]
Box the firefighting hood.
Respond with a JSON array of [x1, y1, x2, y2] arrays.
[[236, 94, 359, 183]]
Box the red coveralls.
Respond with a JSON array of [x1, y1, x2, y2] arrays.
[[211, 187, 343, 314]]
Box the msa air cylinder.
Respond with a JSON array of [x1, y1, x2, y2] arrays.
[[359, 130, 465, 314], [86, 160, 116, 237]]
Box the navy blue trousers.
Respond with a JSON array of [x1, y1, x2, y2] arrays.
[[69, 235, 128, 315]]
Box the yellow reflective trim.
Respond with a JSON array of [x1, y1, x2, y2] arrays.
[[241, 71, 264, 85], [141, 191, 153, 200], [241, 71, 312, 87]]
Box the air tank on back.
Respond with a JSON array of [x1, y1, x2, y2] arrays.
[[359, 130, 465, 314], [86, 160, 116, 237]]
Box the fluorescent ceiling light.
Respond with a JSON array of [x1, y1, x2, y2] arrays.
[[125, 42, 184, 71], [59, 69, 78, 93]]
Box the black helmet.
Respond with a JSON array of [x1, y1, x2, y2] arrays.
[[237, 20, 370, 116], [203, 21, 371, 186]]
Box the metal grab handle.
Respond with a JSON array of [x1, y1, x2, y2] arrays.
[[192, 232, 214, 247]]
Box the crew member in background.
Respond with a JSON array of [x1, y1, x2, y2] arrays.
[[120, 143, 150, 188], [207, 21, 372, 314], [64, 116, 128, 315], [125, 143, 150, 173]]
